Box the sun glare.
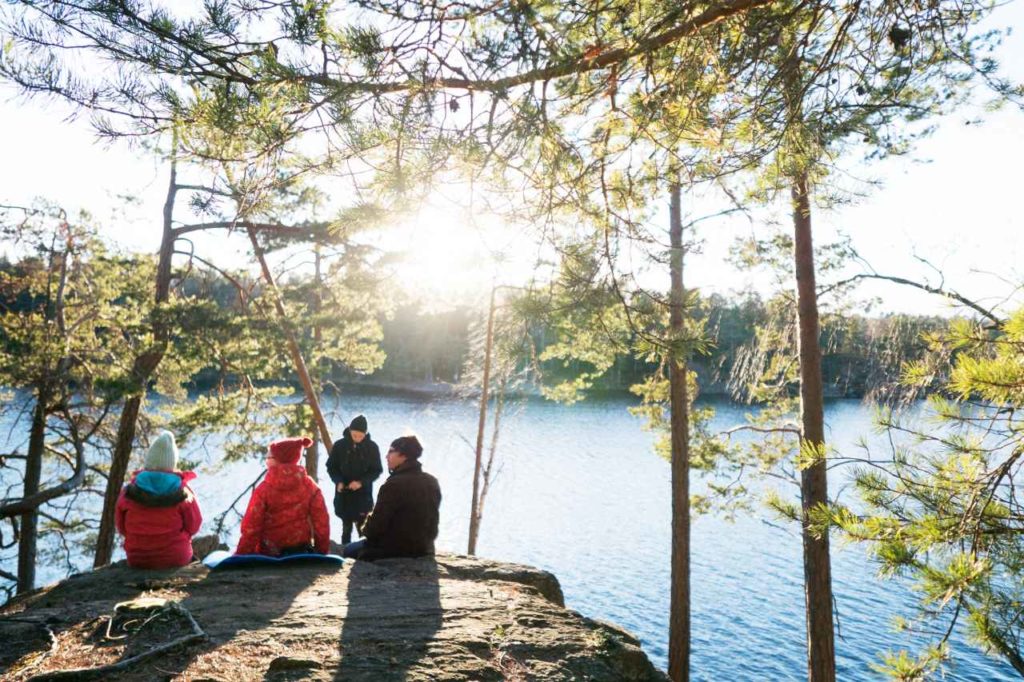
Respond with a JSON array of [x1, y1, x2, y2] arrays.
[[386, 204, 539, 309]]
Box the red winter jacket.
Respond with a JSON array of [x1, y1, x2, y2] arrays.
[[236, 463, 330, 556], [116, 470, 202, 569]]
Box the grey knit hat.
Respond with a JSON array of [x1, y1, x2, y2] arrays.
[[144, 431, 179, 471]]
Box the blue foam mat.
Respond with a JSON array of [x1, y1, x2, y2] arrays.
[[202, 549, 344, 569]]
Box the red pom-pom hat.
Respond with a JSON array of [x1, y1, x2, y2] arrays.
[[268, 437, 313, 465]]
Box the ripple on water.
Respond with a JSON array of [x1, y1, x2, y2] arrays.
[[0, 391, 1019, 680]]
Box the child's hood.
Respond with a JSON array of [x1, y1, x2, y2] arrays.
[[135, 470, 195, 494], [124, 470, 196, 507]]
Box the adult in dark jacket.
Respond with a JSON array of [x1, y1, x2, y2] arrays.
[[342, 435, 441, 561], [326, 415, 383, 544]]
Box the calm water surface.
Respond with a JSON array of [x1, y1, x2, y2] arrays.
[[2, 390, 1016, 680]]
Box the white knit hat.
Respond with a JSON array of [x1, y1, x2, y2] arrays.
[[144, 431, 179, 471]]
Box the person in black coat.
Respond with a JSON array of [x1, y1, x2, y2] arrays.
[[342, 435, 441, 561], [326, 415, 383, 544]]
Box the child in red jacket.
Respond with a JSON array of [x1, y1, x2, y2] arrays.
[[237, 436, 330, 556], [116, 431, 202, 569]]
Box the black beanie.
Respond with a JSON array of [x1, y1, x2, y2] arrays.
[[390, 436, 423, 460], [349, 415, 368, 433]]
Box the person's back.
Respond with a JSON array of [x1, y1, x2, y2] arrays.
[[115, 432, 202, 569], [350, 435, 441, 560], [237, 437, 330, 556]]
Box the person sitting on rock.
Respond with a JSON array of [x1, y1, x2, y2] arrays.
[[237, 436, 330, 557], [116, 431, 203, 569], [343, 435, 441, 561], [326, 414, 383, 545]]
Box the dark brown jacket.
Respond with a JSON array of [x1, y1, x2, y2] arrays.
[[360, 460, 441, 559]]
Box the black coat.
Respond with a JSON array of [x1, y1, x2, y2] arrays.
[[360, 460, 441, 560], [326, 429, 383, 521]]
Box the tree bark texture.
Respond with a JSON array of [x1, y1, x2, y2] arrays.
[[16, 391, 48, 594], [94, 157, 179, 568], [792, 174, 836, 682], [668, 182, 690, 682]]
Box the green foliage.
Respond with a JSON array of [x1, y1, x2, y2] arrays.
[[0, 205, 161, 594], [164, 387, 297, 464], [519, 244, 634, 405], [153, 242, 390, 464], [341, 290, 956, 398], [0, 171, 394, 594], [148, 70, 394, 453], [796, 440, 828, 471], [869, 645, 948, 681], [0, 218, 155, 398], [764, 489, 801, 524], [836, 307, 1024, 675]]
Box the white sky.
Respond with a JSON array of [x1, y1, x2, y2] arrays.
[[1, 3, 1022, 316]]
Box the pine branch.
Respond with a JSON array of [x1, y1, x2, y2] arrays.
[[826, 272, 1003, 326]]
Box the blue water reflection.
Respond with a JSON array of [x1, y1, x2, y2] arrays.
[[2, 389, 1016, 679]]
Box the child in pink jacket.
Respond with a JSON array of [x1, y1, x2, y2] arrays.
[[116, 431, 202, 568]]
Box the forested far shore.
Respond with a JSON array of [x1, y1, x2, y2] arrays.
[[1, 252, 948, 401], [369, 297, 950, 401]]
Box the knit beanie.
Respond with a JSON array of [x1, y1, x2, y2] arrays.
[[269, 436, 313, 465], [389, 435, 423, 460], [144, 431, 179, 471], [349, 415, 368, 433]]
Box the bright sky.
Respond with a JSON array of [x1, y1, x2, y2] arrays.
[[1, 3, 1022, 316]]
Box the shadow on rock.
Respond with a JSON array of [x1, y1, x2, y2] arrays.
[[4, 553, 667, 681], [0, 559, 327, 681], [170, 561, 327, 679], [334, 557, 442, 682]]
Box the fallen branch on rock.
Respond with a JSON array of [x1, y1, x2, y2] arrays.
[[26, 602, 206, 681]]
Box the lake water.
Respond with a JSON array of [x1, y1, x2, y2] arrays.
[[2, 389, 1017, 680]]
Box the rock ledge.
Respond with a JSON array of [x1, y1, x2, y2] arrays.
[[1, 553, 666, 681]]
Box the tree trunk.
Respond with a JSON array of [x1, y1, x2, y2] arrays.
[[16, 389, 49, 594], [246, 226, 333, 449], [467, 285, 497, 556], [667, 182, 691, 682], [94, 154, 178, 568], [792, 173, 836, 682], [477, 372, 507, 527], [307, 246, 324, 480]]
